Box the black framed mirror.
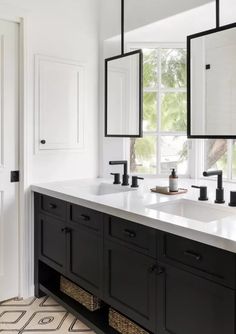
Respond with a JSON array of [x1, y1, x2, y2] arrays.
[[105, 49, 143, 137], [187, 1, 236, 138]]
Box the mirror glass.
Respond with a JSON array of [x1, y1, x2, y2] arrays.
[[188, 24, 236, 138], [105, 50, 143, 137]]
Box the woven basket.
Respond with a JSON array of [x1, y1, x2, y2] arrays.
[[109, 308, 150, 334], [60, 276, 102, 312]]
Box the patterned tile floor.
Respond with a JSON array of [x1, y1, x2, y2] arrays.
[[0, 296, 95, 333]]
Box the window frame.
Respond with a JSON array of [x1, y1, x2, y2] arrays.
[[123, 42, 236, 181], [126, 42, 195, 178]]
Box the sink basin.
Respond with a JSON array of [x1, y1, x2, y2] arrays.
[[88, 183, 135, 196], [147, 199, 234, 223]]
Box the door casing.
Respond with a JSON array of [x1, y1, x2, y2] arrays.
[[0, 11, 31, 299]]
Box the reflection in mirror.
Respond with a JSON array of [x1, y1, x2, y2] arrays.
[[105, 50, 143, 137], [188, 24, 236, 138]]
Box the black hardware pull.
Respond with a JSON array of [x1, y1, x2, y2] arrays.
[[40, 139, 46, 144], [61, 227, 71, 234], [184, 250, 201, 261], [148, 265, 157, 273], [80, 214, 90, 221], [157, 266, 165, 275], [206, 64, 211, 70], [123, 229, 136, 238], [49, 203, 57, 209]]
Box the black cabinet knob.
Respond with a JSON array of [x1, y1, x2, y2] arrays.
[[40, 139, 46, 144], [123, 229, 136, 238]]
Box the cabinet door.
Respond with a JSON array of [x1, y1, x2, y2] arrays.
[[38, 215, 66, 274], [157, 264, 235, 334], [66, 223, 103, 298], [104, 242, 156, 332]]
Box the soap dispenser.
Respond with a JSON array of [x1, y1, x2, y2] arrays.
[[169, 168, 178, 192]]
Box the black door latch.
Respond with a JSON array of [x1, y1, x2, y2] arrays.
[[11, 171, 20, 182]]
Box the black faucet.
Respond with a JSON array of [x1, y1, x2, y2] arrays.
[[109, 160, 129, 186], [203, 170, 225, 204]]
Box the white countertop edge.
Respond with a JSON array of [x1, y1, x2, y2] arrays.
[[31, 183, 236, 254]]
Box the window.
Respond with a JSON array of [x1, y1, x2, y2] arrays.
[[128, 45, 236, 181], [130, 46, 189, 176]]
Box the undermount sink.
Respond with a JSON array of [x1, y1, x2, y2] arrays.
[[147, 199, 234, 223], [88, 182, 135, 196]]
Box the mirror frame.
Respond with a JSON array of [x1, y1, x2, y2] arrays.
[[187, 22, 236, 139], [104, 49, 143, 138]]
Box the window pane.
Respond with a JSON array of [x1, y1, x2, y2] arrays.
[[161, 93, 187, 132], [130, 136, 156, 174], [143, 49, 158, 88], [160, 136, 188, 175], [205, 139, 228, 176], [161, 49, 186, 89], [143, 92, 157, 131]]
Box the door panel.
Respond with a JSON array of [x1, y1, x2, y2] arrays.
[[38, 215, 66, 274], [157, 265, 235, 334], [104, 242, 156, 332], [67, 223, 103, 298], [0, 20, 19, 301]]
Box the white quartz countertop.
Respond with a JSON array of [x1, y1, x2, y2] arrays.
[[31, 178, 236, 253]]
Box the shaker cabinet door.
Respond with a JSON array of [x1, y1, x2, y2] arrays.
[[157, 264, 235, 334], [104, 242, 156, 332], [38, 215, 66, 274], [66, 223, 103, 298]]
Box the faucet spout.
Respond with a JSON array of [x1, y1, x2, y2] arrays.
[[109, 160, 129, 186], [203, 170, 224, 204]]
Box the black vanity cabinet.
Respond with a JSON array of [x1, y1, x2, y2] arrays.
[[35, 194, 104, 298], [66, 204, 103, 298], [34, 192, 236, 334]]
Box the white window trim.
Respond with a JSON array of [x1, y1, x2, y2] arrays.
[[125, 42, 197, 179]]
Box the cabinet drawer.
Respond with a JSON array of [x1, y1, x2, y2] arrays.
[[69, 204, 103, 232], [40, 195, 66, 220], [105, 216, 156, 257], [161, 233, 236, 288]]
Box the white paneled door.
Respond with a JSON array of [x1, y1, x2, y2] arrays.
[[0, 20, 19, 301]]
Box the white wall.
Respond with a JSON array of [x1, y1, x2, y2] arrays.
[[0, 0, 99, 183]]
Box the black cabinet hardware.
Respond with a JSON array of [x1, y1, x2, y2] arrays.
[[80, 214, 90, 221], [49, 203, 57, 209], [40, 139, 46, 144], [157, 266, 165, 275], [148, 264, 158, 273], [123, 229, 136, 238], [61, 227, 71, 234], [184, 250, 201, 261]]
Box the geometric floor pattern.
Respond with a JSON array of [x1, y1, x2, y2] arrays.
[[0, 296, 95, 333]]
